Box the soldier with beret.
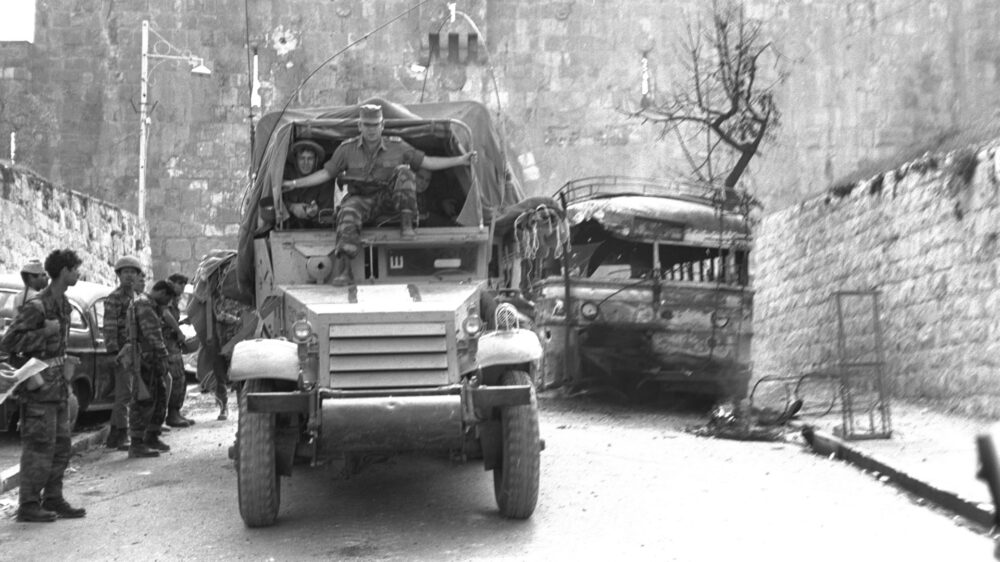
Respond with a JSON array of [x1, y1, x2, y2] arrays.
[[0, 249, 87, 522], [125, 280, 177, 458], [162, 273, 195, 428], [281, 103, 477, 283]]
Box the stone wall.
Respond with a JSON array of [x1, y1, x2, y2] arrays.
[[753, 139, 1000, 417], [2, 0, 1000, 278], [0, 161, 150, 284]]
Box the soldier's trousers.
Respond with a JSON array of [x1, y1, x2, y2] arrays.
[[166, 353, 186, 411], [110, 361, 132, 430], [128, 357, 169, 440], [18, 399, 71, 506], [213, 352, 231, 409], [335, 165, 418, 258]]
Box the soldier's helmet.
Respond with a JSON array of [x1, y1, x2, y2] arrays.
[[359, 104, 383, 125], [114, 255, 143, 274], [289, 140, 326, 163], [20, 260, 45, 275]]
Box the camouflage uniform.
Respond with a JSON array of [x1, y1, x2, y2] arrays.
[[0, 288, 72, 509], [126, 294, 170, 442], [325, 135, 424, 257], [211, 295, 244, 412], [102, 284, 135, 431], [163, 301, 187, 414]]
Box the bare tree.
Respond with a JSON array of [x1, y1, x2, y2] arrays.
[[623, 0, 785, 191]]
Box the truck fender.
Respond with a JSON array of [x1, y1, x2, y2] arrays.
[[229, 339, 300, 383], [476, 329, 542, 369]]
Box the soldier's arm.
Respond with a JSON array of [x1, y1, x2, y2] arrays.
[[421, 151, 476, 171], [137, 304, 169, 358], [0, 303, 50, 355], [282, 168, 333, 190], [103, 297, 120, 353], [161, 307, 182, 336]]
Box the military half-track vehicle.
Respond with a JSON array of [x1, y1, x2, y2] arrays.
[[230, 99, 558, 527]]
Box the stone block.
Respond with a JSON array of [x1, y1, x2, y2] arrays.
[[163, 238, 192, 261]]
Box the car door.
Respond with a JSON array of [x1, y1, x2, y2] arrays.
[[89, 297, 116, 410], [66, 299, 106, 413], [0, 288, 19, 431]]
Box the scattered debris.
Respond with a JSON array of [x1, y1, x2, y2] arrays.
[[686, 399, 803, 441]]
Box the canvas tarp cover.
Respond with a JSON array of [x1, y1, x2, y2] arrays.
[[235, 98, 525, 304], [568, 196, 751, 240]]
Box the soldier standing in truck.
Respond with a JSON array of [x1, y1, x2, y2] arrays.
[[280, 103, 477, 283]]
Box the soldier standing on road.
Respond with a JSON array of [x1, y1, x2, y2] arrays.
[[0, 249, 87, 522], [280, 104, 476, 283], [162, 273, 194, 428], [102, 256, 143, 451], [12, 260, 48, 310], [211, 293, 246, 421], [125, 280, 177, 458]]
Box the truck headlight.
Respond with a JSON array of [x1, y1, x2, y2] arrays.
[[711, 311, 730, 328], [462, 314, 483, 336], [292, 319, 314, 342]]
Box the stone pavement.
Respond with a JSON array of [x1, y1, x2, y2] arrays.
[[798, 401, 1000, 530], [0, 397, 996, 532]]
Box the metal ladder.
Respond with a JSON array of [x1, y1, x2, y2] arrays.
[[833, 290, 893, 440]]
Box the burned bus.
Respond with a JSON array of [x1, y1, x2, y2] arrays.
[[533, 176, 754, 400]]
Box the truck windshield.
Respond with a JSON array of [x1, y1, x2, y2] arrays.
[[574, 238, 748, 285]]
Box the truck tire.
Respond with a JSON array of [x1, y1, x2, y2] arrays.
[[237, 379, 280, 527], [493, 369, 540, 519]]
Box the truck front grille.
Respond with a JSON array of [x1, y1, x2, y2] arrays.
[[328, 322, 450, 388]]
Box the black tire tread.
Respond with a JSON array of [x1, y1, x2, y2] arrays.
[[237, 379, 280, 527], [493, 369, 540, 519]]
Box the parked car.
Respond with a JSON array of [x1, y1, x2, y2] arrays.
[[0, 273, 116, 430]]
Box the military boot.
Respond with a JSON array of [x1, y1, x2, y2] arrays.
[[165, 409, 193, 428], [331, 254, 353, 286], [127, 438, 161, 458], [400, 210, 416, 239], [41, 497, 86, 519], [144, 434, 171, 452], [16, 502, 57, 523], [104, 427, 127, 449]]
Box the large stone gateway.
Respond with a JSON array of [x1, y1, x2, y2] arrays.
[[2, 0, 999, 278]]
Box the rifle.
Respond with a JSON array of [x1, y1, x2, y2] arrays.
[[123, 301, 151, 402]]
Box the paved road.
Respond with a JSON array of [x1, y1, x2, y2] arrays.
[[0, 393, 992, 561]]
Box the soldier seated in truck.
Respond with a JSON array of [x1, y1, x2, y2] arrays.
[[280, 104, 476, 283], [281, 140, 338, 228]]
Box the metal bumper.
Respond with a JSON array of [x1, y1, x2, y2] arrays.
[[244, 384, 532, 453]]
